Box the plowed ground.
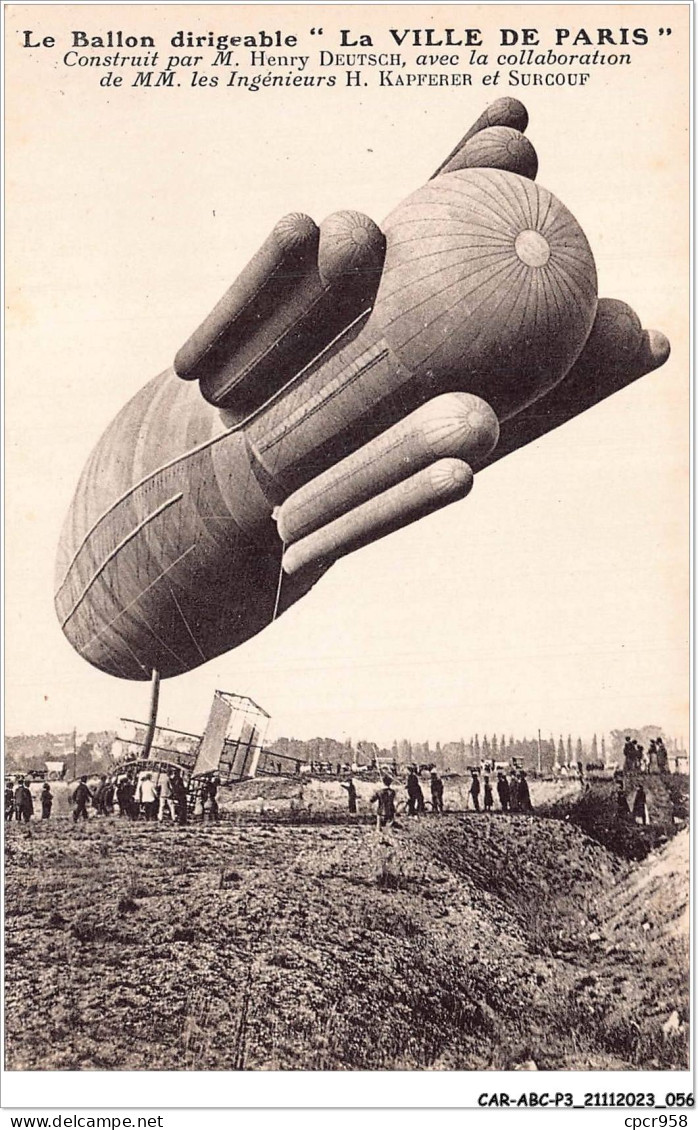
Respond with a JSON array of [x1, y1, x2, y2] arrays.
[[4, 794, 689, 1071]]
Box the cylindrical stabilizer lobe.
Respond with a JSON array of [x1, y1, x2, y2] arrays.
[[282, 458, 474, 576], [431, 98, 529, 179], [276, 393, 498, 545], [562, 297, 643, 380], [438, 127, 538, 181], [174, 210, 386, 417], [482, 298, 671, 469], [174, 212, 318, 380]]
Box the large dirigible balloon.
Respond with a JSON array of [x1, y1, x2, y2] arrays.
[[55, 99, 670, 681]]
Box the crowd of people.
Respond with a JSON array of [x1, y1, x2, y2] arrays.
[[4, 778, 50, 822], [68, 769, 195, 823], [365, 765, 534, 827], [4, 769, 221, 825], [467, 767, 533, 813], [623, 735, 670, 775], [4, 753, 665, 831]]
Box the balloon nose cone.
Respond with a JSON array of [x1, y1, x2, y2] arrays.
[[515, 229, 550, 267]]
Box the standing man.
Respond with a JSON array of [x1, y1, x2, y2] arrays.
[[406, 767, 424, 817], [171, 769, 189, 825], [517, 771, 533, 813], [340, 777, 358, 815], [157, 772, 176, 823], [508, 771, 520, 813], [616, 784, 631, 821], [72, 775, 92, 823], [102, 778, 115, 815], [93, 775, 108, 816], [430, 770, 444, 814], [115, 775, 130, 817], [496, 771, 510, 812], [136, 773, 158, 820], [632, 783, 648, 825], [208, 774, 221, 821], [201, 775, 220, 822], [5, 779, 16, 821], [483, 774, 494, 813], [14, 779, 34, 823], [371, 776, 396, 829], [634, 741, 646, 773], [40, 782, 53, 820], [469, 770, 481, 812]]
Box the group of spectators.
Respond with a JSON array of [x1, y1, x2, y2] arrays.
[[69, 770, 193, 823], [5, 778, 53, 822], [5, 768, 222, 826], [623, 736, 670, 775], [365, 765, 534, 827], [468, 768, 532, 813]]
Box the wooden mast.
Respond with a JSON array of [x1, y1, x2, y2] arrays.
[[141, 669, 160, 759]]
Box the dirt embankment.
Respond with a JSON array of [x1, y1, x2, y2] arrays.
[[4, 798, 689, 1072], [539, 775, 688, 860]]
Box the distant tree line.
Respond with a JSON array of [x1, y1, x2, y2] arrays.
[[269, 729, 686, 774], [269, 732, 586, 773], [6, 725, 685, 779]]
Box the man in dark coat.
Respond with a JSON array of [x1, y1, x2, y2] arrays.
[[103, 779, 115, 815], [340, 777, 358, 814], [406, 768, 424, 817], [483, 774, 494, 812], [632, 784, 648, 825], [496, 771, 510, 812], [14, 779, 34, 823], [469, 770, 481, 812], [93, 775, 108, 816], [40, 783, 53, 819], [430, 770, 444, 814], [371, 776, 396, 828], [636, 742, 646, 772], [116, 776, 131, 817], [5, 780, 16, 821], [201, 775, 220, 821], [616, 785, 631, 821], [623, 736, 636, 772], [517, 771, 533, 813], [171, 769, 188, 825], [508, 771, 520, 812], [72, 776, 92, 822]]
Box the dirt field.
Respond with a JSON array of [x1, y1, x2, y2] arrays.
[[4, 779, 689, 1071]]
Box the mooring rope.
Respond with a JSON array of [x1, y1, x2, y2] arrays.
[[272, 545, 286, 622]]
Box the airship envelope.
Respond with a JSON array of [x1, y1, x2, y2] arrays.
[[54, 99, 670, 682]]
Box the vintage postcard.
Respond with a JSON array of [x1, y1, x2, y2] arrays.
[[3, 0, 691, 1114]]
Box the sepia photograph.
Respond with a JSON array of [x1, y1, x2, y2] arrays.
[[3, 0, 690, 1096]]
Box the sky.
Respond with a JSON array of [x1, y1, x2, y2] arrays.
[[5, 4, 689, 749]]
